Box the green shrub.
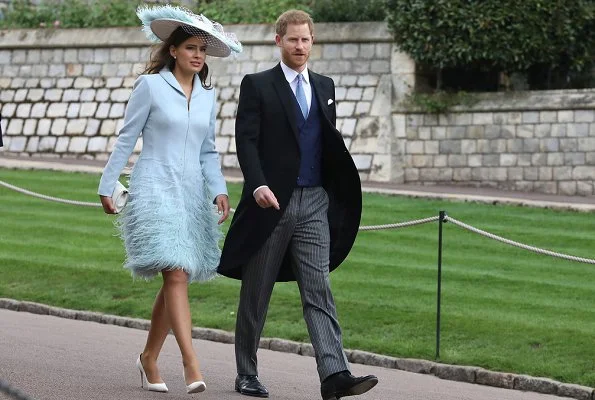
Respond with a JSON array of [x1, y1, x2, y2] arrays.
[[197, 0, 311, 24], [310, 0, 387, 23], [0, 0, 387, 28], [386, 0, 594, 89], [0, 0, 144, 28]]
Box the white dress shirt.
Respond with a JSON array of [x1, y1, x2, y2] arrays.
[[253, 61, 311, 198]]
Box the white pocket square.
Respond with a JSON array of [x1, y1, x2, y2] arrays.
[[327, 99, 334, 105]]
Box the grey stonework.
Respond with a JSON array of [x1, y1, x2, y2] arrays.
[[1, 23, 594, 196], [399, 92, 595, 195]]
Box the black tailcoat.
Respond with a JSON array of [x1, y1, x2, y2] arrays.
[[218, 64, 362, 282]]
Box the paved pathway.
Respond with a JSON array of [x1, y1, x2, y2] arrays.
[[0, 309, 568, 400]]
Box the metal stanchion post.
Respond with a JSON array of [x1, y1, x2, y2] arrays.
[[436, 210, 446, 360]]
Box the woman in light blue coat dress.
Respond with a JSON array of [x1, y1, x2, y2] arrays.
[[98, 5, 242, 395]]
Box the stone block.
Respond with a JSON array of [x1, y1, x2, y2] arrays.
[[447, 126, 466, 139], [215, 137, 230, 153], [67, 104, 80, 118], [573, 166, 595, 180], [517, 125, 534, 138], [352, 154, 372, 170], [568, 123, 590, 137], [7, 119, 23, 135], [26, 136, 39, 152], [500, 154, 517, 166], [439, 140, 461, 154], [39, 136, 57, 152], [220, 118, 235, 137], [0, 89, 15, 102], [8, 136, 27, 152], [14, 89, 28, 102], [65, 119, 86, 135], [37, 119, 51, 136], [577, 181, 593, 196], [23, 119, 37, 136], [109, 103, 125, 119], [540, 111, 557, 123], [475, 369, 514, 389], [16, 103, 31, 118], [461, 140, 477, 154], [220, 102, 237, 118], [574, 110, 594, 123], [473, 113, 493, 125], [557, 111, 574, 123], [47, 103, 68, 117], [95, 89, 110, 102], [578, 138, 595, 151], [55, 136, 69, 152], [80, 89, 96, 102], [223, 154, 239, 168], [346, 87, 363, 101], [30, 103, 48, 118], [68, 137, 89, 153], [84, 119, 100, 137], [26, 89, 44, 102], [80, 103, 98, 118], [96, 103, 110, 119], [100, 120, 117, 136], [337, 101, 356, 117], [88, 136, 108, 153], [514, 375, 559, 395], [269, 339, 301, 354]]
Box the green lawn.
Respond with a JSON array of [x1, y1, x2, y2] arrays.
[[1, 168, 595, 386]]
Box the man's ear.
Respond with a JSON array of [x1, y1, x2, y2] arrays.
[[275, 34, 282, 47]]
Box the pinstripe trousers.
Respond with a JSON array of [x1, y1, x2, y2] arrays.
[[235, 186, 350, 381]]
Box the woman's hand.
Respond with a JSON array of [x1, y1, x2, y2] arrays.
[[215, 194, 230, 224], [99, 195, 118, 214]]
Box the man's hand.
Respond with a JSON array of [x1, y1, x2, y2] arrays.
[[215, 194, 230, 224], [254, 186, 280, 210], [99, 195, 117, 214]]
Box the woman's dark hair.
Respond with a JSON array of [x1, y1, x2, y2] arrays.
[[143, 27, 212, 90]]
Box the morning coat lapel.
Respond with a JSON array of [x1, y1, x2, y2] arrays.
[[271, 64, 300, 143], [308, 70, 332, 123]]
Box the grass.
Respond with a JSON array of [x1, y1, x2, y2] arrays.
[[1, 168, 595, 386]]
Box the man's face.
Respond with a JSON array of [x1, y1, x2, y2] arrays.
[[275, 23, 313, 72]]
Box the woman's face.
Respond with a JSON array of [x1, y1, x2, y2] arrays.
[[170, 36, 207, 75]]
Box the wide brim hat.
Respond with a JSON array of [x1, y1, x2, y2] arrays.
[[137, 5, 242, 58]]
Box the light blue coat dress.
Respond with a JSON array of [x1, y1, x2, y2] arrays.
[[98, 68, 227, 282]]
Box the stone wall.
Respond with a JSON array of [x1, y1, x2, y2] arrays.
[[394, 91, 595, 195], [1, 22, 594, 196], [0, 22, 409, 183]]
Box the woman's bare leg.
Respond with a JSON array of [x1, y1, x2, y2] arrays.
[[162, 269, 202, 384], [140, 286, 170, 384]]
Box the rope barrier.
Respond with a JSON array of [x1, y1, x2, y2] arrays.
[[445, 215, 595, 265], [0, 379, 38, 400], [0, 180, 101, 208], [2, 179, 595, 264], [358, 216, 439, 231]]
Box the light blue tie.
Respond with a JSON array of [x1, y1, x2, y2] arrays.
[[295, 74, 308, 119]]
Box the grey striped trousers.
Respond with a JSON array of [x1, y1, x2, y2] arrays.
[[235, 186, 350, 381]]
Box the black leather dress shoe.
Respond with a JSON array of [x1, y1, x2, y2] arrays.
[[320, 371, 378, 400], [235, 375, 269, 398]]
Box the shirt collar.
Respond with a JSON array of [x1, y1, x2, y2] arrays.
[[280, 61, 310, 85]]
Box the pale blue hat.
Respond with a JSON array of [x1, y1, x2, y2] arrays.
[[137, 5, 242, 58]]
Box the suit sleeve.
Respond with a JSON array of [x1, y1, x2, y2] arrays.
[[200, 89, 228, 202], [97, 75, 150, 196], [235, 74, 267, 195]]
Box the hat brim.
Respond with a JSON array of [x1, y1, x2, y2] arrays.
[[150, 19, 231, 58]]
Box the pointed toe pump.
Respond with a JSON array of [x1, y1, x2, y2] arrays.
[[136, 354, 168, 393], [184, 371, 206, 394]]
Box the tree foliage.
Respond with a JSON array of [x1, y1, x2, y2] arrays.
[[386, 0, 594, 78]]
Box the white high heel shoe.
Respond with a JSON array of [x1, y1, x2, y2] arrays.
[[184, 371, 206, 394], [136, 354, 168, 393]]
